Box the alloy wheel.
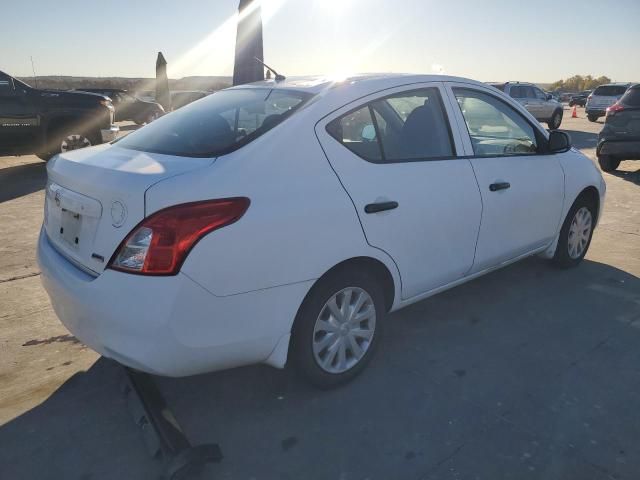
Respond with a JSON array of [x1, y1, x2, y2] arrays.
[[61, 134, 91, 152]]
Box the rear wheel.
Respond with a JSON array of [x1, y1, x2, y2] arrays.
[[291, 268, 385, 388], [135, 111, 161, 125], [60, 133, 92, 152], [588, 115, 599, 122], [552, 196, 596, 268], [37, 128, 95, 161], [598, 155, 621, 172]]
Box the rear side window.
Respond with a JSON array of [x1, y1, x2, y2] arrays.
[[453, 88, 538, 157], [593, 85, 628, 96], [326, 106, 383, 162], [621, 87, 640, 106], [327, 87, 455, 163], [117, 88, 311, 157]]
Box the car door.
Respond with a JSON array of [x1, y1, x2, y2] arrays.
[[521, 85, 543, 119], [315, 84, 482, 300], [533, 86, 553, 119], [445, 83, 564, 272], [0, 74, 40, 153]]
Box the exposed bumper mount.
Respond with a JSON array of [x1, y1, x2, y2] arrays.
[[122, 366, 223, 479]]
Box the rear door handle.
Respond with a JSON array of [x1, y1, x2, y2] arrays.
[[489, 182, 511, 192], [364, 201, 398, 214]]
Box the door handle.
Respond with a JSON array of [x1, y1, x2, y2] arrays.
[[489, 182, 511, 192], [364, 201, 398, 214]]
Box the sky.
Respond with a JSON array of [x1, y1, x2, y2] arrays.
[[2, 0, 639, 83]]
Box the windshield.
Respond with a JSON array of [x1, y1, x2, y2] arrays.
[[593, 85, 628, 96], [117, 88, 312, 157]]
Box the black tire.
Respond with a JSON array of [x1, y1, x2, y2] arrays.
[[36, 151, 54, 161], [587, 115, 599, 122], [598, 155, 621, 172], [547, 110, 562, 130], [291, 266, 386, 389], [552, 195, 597, 268]]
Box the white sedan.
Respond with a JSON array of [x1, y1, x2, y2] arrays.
[[38, 74, 605, 387]]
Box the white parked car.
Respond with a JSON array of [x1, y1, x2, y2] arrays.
[[38, 74, 606, 387]]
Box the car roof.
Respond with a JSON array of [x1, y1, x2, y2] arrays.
[[232, 73, 488, 93], [222, 73, 501, 117]]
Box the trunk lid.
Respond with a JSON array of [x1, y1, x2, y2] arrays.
[[45, 144, 215, 274], [607, 107, 640, 137]]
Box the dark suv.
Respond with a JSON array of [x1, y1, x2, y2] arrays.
[[597, 84, 640, 172], [1, 71, 118, 160], [76, 88, 164, 125], [568, 91, 592, 107]]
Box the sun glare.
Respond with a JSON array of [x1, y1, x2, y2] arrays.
[[314, 0, 354, 16], [171, 0, 287, 78]]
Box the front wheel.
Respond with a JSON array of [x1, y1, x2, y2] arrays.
[[291, 268, 385, 388], [547, 110, 562, 130], [552, 197, 596, 268], [598, 155, 621, 172], [587, 115, 599, 122]]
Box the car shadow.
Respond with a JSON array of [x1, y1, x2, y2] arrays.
[[560, 128, 599, 150], [0, 161, 47, 203], [610, 164, 640, 186], [2, 258, 639, 479]]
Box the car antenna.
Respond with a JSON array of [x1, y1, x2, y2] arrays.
[[254, 57, 285, 82], [30, 56, 39, 89]]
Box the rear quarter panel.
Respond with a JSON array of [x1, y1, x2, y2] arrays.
[[144, 108, 402, 301]]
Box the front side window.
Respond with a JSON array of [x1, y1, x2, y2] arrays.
[[534, 88, 547, 100], [117, 88, 311, 157], [327, 87, 454, 163], [453, 88, 538, 157]]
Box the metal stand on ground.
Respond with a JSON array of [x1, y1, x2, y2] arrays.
[[122, 367, 223, 479]]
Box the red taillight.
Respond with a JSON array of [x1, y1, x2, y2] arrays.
[[606, 103, 624, 116], [109, 198, 250, 275]]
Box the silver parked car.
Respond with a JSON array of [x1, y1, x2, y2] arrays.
[[585, 83, 631, 123], [489, 82, 564, 129]]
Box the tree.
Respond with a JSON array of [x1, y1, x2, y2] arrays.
[[549, 75, 611, 92]]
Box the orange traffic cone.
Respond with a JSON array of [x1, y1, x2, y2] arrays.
[[571, 105, 578, 118]]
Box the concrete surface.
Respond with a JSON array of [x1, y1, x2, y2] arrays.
[[0, 111, 638, 479]]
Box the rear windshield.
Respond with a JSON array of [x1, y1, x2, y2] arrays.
[[621, 87, 640, 107], [593, 85, 628, 97], [117, 88, 312, 157]]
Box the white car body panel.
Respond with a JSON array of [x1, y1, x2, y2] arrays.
[[314, 82, 482, 299], [37, 73, 606, 377], [145, 107, 402, 299], [45, 144, 214, 273]]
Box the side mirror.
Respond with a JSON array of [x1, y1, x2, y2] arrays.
[[548, 130, 571, 153], [546, 94, 552, 101]]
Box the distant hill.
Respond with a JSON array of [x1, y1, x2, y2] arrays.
[[17, 75, 232, 94]]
